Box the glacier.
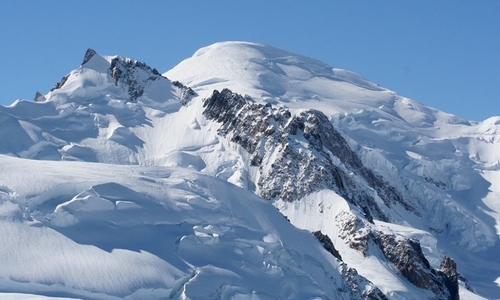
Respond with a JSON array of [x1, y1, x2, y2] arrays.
[[0, 42, 499, 299]]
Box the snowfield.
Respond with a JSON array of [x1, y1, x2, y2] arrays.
[[0, 41, 499, 299], [1, 155, 375, 299]]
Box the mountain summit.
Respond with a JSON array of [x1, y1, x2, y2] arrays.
[[0, 42, 498, 299]]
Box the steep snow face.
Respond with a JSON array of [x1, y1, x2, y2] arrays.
[[166, 41, 500, 298], [0, 49, 184, 163]]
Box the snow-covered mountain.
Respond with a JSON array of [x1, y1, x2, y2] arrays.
[[1, 42, 498, 299]]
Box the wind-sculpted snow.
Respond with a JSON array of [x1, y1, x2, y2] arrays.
[[0, 155, 385, 299]]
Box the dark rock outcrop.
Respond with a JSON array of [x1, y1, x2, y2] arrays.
[[339, 263, 389, 300], [50, 74, 70, 92], [373, 234, 437, 290], [82, 48, 97, 65], [109, 57, 165, 101], [172, 80, 196, 105], [363, 230, 460, 299], [313, 230, 342, 261], [203, 88, 414, 222], [34, 91, 45, 102], [440, 256, 459, 300], [337, 212, 463, 299]]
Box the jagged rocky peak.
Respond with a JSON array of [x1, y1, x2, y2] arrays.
[[440, 256, 459, 300], [50, 73, 70, 92], [47, 48, 197, 104], [33, 91, 45, 102], [109, 56, 163, 101], [106, 52, 196, 103], [203, 88, 413, 222], [336, 211, 462, 300], [82, 48, 97, 65], [373, 235, 461, 300], [338, 264, 388, 300]]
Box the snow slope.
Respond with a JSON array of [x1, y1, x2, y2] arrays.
[[0, 154, 385, 299], [166, 42, 500, 299], [0, 49, 386, 299], [1, 42, 499, 299]]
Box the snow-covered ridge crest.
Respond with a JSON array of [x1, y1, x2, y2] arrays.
[[46, 48, 180, 107], [167, 41, 384, 102], [0, 49, 189, 162]]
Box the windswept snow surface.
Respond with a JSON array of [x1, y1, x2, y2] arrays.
[[1, 42, 499, 298], [0, 155, 366, 299]]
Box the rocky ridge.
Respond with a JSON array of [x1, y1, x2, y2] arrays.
[[109, 54, 163, 101], [336, 210, 460, 300], [203, 88, 414, 222], [203, 88, 464, 299], [51, 48, 178, 102]]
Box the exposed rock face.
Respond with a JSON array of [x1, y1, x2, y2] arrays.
[[203, 88, 414, 222], [34, 91, 45, 102], [109, 57, 164, 101], [172, 80, 196, 105], [203, 88, 466, 299], [338, 263, 389, 300], [374, 234, 439, 290], [82, 48, 97, 65], [337, 211, 461, 300], [374, 235, 460, 300], [50, 74, 70, 92], [53, 48, 165, 99], [440, 256, 459, 300], [313, 230, 342, 261], [49, 48, 97, 92]]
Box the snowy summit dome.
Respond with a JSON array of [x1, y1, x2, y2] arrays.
[[166, 41, 383, 106]]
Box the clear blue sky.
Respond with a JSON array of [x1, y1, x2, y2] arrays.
[[1, 1, 499, 121]]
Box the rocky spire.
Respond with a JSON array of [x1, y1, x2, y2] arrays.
[[440, 256, 459, 300], [82, 48, 97, 65], [34, 91, 45, 102]]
